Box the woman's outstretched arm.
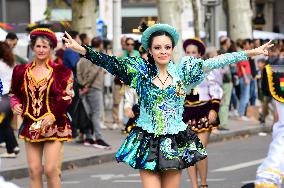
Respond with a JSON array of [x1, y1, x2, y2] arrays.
[[62, 32, 146, 88], [177, 40, 273, 89], [203, 40, 274, 71]]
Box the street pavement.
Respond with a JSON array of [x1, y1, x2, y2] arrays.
[[11, 133, 283, 188], [0, 114, 272, 181]]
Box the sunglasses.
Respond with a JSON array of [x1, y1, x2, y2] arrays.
[[126, 43, 134, 46]]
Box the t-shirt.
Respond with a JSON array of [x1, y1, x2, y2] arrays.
[[237, 60, 251, 78], [0, 60, 13, 95]]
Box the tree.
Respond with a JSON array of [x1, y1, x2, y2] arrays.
[[227, 0, 252, 40], [157, 0, 183, 62], [191, 0, 200, 38], [71, 0, 98, 37]]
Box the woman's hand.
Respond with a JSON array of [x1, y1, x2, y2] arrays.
[[41, 114, 56, 128], [208, 110, 217, 124], [62, 31, 87, 55], [125, 107, 135, 118], [79, 87, 89, 95], [12, 104, 23, 115], [246, 40, 274, 57]]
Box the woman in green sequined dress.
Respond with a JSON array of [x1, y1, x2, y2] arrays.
[[63, 24, 272, 188]]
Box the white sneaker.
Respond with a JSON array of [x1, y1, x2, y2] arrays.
[[233, 110, 239, 117], [0, 142, 6, 148], [111, 123, 118, 130], [0, 152, 16, 158], [100, 122, 107, 129], [239, 116, 250, 121], [14, 147, 20, 155]]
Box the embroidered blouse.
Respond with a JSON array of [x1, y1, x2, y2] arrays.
[[83, 46, 247, 136]]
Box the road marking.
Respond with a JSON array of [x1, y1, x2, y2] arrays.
[[128, 174, 140, 177], [211, 158, 264, 172], [91, 174, 125, 180], [62, 181, 81, 184], [114, 180, 141, 183]]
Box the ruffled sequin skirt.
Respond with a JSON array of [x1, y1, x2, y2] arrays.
[[183, 101, 220, 133], [115, 126, 207, 171]]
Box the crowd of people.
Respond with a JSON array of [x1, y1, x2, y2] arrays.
[[0, 22, 282, 188]]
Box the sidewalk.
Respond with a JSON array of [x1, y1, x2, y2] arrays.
[[0, 116, 272, 180]]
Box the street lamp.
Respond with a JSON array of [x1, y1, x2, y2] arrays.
[[201, 0, 221, 47]]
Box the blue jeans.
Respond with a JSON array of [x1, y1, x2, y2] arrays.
[[230, 86, 238, 110], [238, 77, 250, 116], [249, 79, 256, 106]]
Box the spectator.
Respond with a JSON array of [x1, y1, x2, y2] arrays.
[[112, 37, 140, 130], [279, 47, 284, 64], [54, 45, 65, 66], [4, 32, 18, 49], [77, 37, 111, 149], [0, 41, 19, 158], [228, 41, 240, 116], [256, 59, 270, 124], [244, 39, 258, 106], [237, 40, 252, 121], [79, 33, 90, 46], [218, 38, 233, 130]]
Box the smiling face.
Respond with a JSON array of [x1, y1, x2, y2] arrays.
[[125, 38, 135, 53], [32, 38, 52, 61], [185, 44, 201, 58], [149, 35, 173, 65]]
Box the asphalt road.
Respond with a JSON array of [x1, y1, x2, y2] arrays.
[[11, 133, 284, 188]]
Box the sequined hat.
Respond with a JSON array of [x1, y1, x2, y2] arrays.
[[183, 38, 206, 56], [141, 23, 179, 51], [30, 28, 57, 48]]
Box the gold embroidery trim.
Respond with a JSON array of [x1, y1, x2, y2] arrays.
[[211, 99, 221, 104], [19, 135, 71, 142], [24, 60, 56, 121], [64, 74, 74, 99], [255, 183, 277, 188], [266, 65, 284, 103], [184, 100, 208, 106]]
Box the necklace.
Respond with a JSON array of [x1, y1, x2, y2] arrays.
[[157, 73, 170, 89]]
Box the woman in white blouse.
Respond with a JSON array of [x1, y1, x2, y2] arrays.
[[0, 41, 19, 158]]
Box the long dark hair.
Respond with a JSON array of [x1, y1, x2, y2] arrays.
[[146, 31, 174, 65], [0, 41, 15, 67]]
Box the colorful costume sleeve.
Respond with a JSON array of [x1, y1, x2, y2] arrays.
[[50, 65, 74, 119], [82, 45, 147, 89], [178, 51, 247, 90], [10, 65, 27, 108]]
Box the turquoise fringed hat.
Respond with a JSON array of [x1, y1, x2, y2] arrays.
[[141, 23, 179, 51]]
